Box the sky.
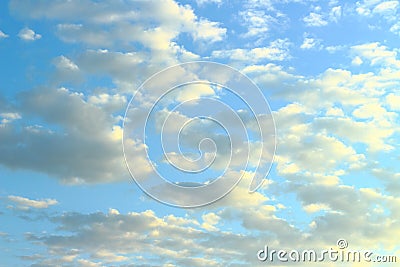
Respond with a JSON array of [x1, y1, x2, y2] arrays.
[[0, 0, 400, 266]]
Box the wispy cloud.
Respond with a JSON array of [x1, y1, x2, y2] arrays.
[[7, 195, 58, 210]]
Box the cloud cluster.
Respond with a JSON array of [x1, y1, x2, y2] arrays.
[[10, 0, 226, 48], [0, 87, 128, 184]]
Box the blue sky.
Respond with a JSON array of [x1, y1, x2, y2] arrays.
[[1, 0, 400, 266]]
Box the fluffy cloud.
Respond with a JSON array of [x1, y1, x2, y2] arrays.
[[18, 27, 41, 41], [0, 87, 129, 184], [300, 37, 321, 50]]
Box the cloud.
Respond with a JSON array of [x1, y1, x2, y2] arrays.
[[16, 181, 400, 266], [0, 30, 8, 39], [356, 0, 400, 32], [0, 87, 130, 184], [352, 56, 363, 65], [303, 203, 331, 213], [54, 56, 79, 71], [18, 27, 41, 41], [243, 44, 399, 177], [386, 93, 400, 110], [0, 112, 21, 124], [52, 55, 83, 84], [329, 5, 342, 22], [16, 199, 300, 266], [201, 212, 220, 231], [239, 2, 289, 42], [300, 37, 320, 50], [372, 1, 399, 16], [212, 39, 291, 62], [303, 12, 328, 27], [11, 0, 226, 48], [1, 1, 399, 266], [351, 42, 400, 67], [7, 195, 58, 209], [196, 0, 222, 6]]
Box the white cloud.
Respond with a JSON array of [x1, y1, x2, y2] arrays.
[[175, 83, 215, 102], [303, 203, 331, 213], [201, 212, 220, 231], [325, 106, 344, 117], [191, 19, 226, 42], [325, 45, 346, 53], [352, 56, 363, 65], [300, 37, 319, 50], [239, 9, 274, 37], [239, 1, 289, 41], [18, 27, 41, 41], [0, 112, 21, 124], [356, 0, 400, 32], [0, 30, 8, 39], [212, 38, 291, 62], [303, 12, 328, 27], [372, 1, 399, 16], [196, 0, 222, 5], [352, 103, 388, 119], [8, 195, 58, 209], [390, 21, 400, 34], [11, 0, 226, 48], [329, 6, 342, 22], [386, 93, 400, 110], [351, 42, 400, 67], [54, 55, 79, 71]]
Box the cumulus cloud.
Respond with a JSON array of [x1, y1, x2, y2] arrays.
[[18, 27, 41, 41], [0, 87, 129, 184]]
